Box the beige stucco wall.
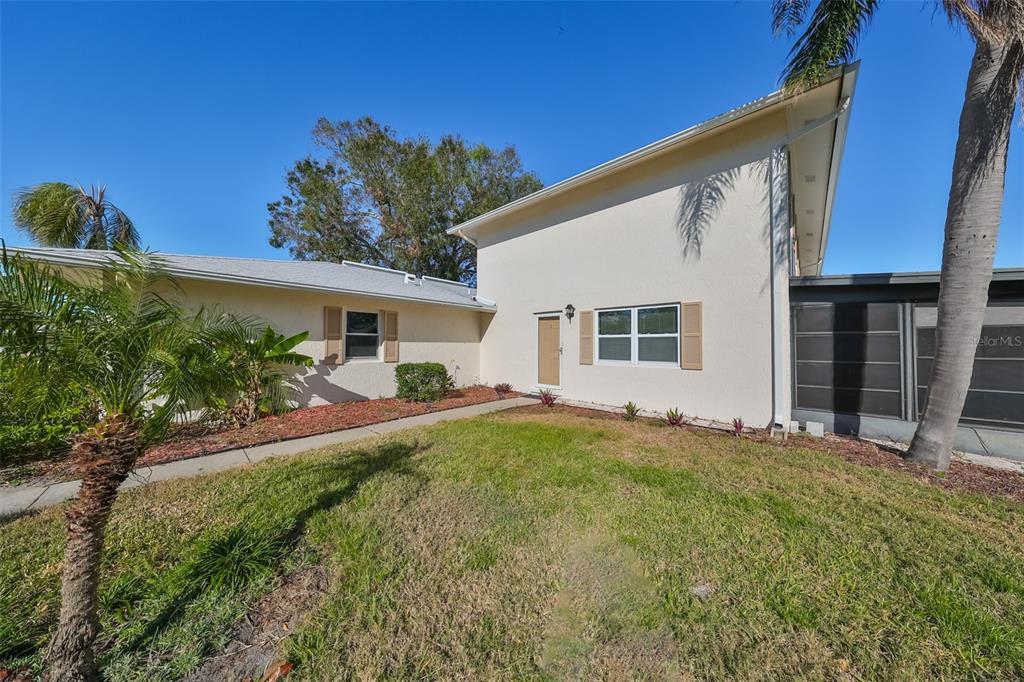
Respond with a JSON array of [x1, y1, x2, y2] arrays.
[[475, 108, 793, 425], [160, 279, 485, 405]]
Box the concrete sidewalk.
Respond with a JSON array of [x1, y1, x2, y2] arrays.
[[1, 396, 537, 518]]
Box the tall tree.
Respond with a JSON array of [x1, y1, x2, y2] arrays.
[[268, 117, 543, 282], [12, 183, 139, 249], [772, 0, 1022, 471]]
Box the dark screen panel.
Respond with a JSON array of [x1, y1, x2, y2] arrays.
[[918, 388, 1024, 427], [797, 386, 902, 417], [796, 361, 902, 391], [917, 325, 1024, 359], [918, 358, 1024, 393], [794, 303, 900, 333], [795, 334, 901, 363]]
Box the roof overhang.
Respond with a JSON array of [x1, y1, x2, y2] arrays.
[[5, 247, 497, 312], [449, 64, 859, 277], [787, 62, 859, 276]]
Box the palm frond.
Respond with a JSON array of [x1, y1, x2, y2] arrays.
[[772, 0, 812, 36], [781, 0, 878, 90], [11, 182, 86, 247]]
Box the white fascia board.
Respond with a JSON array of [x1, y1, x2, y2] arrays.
[[815, 62, 860, 276], [447, 88, 794, 239]]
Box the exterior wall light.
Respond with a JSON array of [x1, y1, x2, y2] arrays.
[[565, 304, 575, 322]]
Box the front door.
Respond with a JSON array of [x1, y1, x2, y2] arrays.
[[537, 316, 560, 386]]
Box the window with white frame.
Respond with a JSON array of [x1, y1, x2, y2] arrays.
[[597, 305, 678, 365], [345, 310, 381, 360]]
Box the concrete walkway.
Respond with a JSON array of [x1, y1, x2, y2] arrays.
[[1, 396, 537, 518]]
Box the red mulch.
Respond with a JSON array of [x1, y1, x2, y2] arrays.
[[140, 385, 513, 467], [516, 403, 1024, 505], [762, 431, 1024, 505], [1, 387, 513, 487]]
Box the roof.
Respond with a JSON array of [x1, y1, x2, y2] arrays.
[[791, 268, 1024, 287], [7, 247, 495, 311], [448, 64, 858, 279]]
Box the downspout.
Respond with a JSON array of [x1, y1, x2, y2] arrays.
[[767, 95, 852, 430]]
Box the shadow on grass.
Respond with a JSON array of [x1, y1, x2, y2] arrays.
[[113, 439, 425, 657]]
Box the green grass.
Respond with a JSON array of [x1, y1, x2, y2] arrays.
[[2, 409, 1022, 680]]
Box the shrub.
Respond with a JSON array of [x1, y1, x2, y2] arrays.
[[732, 417, 744, 436], [493, 383, 513, 397], [395, 362, 454, 402], [539, 389, 557, 407], [665, 408, 684, 427], [0, 367, 97, 464], [623, 401, 640, 421], [0, 403, 94, 464]]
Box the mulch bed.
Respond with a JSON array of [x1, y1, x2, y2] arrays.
[[142, 385, 513, 466], [517, 403, 1024, 505], [769, 431, 1024, 505], [1, 386, 513, 487]]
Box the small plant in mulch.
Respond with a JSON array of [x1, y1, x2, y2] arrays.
[[732, 418, 744, 436], [539, 389, 558, 407], [493, 383, 513, 398], [623, 401, 640, 421], [664, 408, 684, 427]]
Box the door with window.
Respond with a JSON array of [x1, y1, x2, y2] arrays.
[[537, 316, 560, 386]]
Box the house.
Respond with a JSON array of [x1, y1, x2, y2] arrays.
[[9, 250, 491, 404], [12, 63, 1023, 458], [458, 64, 860, 429]]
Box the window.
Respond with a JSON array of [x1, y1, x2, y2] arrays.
[[597, 305, 678, 365], [345, 310, 380, 360]]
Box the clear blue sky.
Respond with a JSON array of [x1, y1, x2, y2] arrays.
[[1, 1, 1021, 274]]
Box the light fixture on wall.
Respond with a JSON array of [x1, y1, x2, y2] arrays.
[[564, 304, 575, 322]]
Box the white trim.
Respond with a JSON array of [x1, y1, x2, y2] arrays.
[[341, 260, 407, 276], [448, 65, 856, 241], [816, 63, 859, 276], [595, 304, 680, 367], [534, 312, 563, 389], [344, 309, 383, 362]]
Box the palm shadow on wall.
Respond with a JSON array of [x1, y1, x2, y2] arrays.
[[675, 153, 791, 293]]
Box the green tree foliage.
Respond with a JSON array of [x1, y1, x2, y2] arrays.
[[268, 117, 543, 282], [12, 183, 139, 249], [207, 322, 313, 426]]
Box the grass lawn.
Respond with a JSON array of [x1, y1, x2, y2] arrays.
[[2, 407, 1022, 680]]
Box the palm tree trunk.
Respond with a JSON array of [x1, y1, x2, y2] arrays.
[[44, 415, 141, 682], [906, 31, 1021, 471]]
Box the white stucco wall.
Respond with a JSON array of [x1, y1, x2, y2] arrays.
[[475, 108, 793, 426], [161, 279, 486, 405]]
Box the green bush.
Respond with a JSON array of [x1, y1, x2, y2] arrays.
[[0, 401, 94, 464], [395, 362, 453, 402]]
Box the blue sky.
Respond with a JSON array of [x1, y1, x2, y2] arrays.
[[1, 1, 1020, 274]]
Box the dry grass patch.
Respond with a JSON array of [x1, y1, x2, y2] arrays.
[[2, 410, 1022, 680]]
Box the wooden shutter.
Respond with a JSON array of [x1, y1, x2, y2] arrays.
[[579, 310, 594, 365], [324, 306, 343, 365], [680, 302, 702, 370], [383, 311, 399, 363]]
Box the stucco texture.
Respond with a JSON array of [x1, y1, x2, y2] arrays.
[[161, 278, 485, 405], [475, 108, 793, 426]]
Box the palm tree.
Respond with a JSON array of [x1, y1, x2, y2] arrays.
[[12, 182, 139, 249], [772, 0, 1022, 470], [0, 248, 233, 680]]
